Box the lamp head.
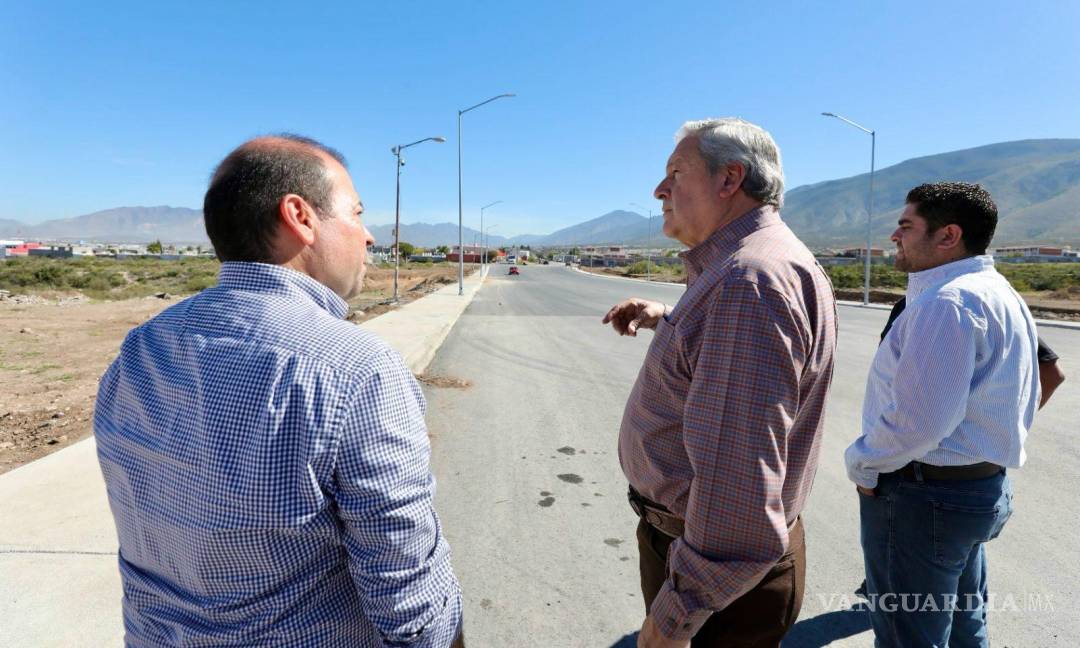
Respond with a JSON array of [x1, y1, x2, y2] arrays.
[[821, 112, 836, 117], [433, 137, 447, 143]]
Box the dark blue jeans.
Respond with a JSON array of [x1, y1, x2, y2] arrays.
[[859, 469, 1013, 648]]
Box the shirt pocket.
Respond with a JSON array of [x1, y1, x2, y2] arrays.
[[647, 316, 677, 371], [647, 316, 690, 400]]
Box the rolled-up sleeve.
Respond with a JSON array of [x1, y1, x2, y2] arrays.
[[649, 278, 807, 640], [333, 349, 462, 647]]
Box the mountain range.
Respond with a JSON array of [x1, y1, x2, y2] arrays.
[[4, 139, 1079, 249], [782, 139, 1080, 248], [0, 206, 205, 244]]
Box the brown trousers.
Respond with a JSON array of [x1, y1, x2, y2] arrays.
[[451, 630, 465, 648], [637, 517, 806, 647]]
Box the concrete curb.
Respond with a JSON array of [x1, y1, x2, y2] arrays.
[[361, 266, 488, 374], [0, 267, 489, 646], [570, 264, 686, 287]]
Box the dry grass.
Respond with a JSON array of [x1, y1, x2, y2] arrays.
[[345, 263, 473, 323], [0, 263, 479, 473]]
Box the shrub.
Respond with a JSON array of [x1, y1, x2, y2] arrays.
[[184, 275, 217, 293], [84, 275, 113, 292], [33, 264, 70, 286], [626, 261, 660, 275], [0, 256, 221, 298]]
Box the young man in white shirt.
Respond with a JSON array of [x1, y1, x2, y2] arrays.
[[845, 182, 1039, 648]]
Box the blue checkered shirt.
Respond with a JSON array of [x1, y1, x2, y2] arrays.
[[94, 262, 462, 647]]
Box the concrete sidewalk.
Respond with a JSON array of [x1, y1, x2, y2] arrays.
[[0, 267, 487, 647]]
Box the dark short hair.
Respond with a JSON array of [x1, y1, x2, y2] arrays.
[[203, 134, 348, 262], [905, 182, 998, 255]]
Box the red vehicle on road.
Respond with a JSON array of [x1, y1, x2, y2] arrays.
[[508, 266, 520, 275]]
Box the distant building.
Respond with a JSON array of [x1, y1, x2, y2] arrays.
[[841, 247, 887, 258], [447, 245, 484, 263], [408, 254, 447, 263], [4, 242, 43, 256], [29, 246, 74, 258], [579, 245, 631, 267], [994, 245, 1064, 257], [114, 245, 150, 259], [993, 245, 1075, 263]]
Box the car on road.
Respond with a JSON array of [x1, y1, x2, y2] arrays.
[[508, 266, 520, 275]]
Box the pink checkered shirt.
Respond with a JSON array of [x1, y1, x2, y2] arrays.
[[618, 205, 837, 640]]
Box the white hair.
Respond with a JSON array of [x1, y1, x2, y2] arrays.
[[675, 117, 785, 208]]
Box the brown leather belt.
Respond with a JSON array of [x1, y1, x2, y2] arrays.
[[627, 486, 684, 538], [890, 461, 1004, 482]]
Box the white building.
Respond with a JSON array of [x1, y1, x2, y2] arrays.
[[579, 245, 631, 267]]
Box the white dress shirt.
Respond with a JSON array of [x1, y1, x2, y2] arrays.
[[845, 255, 1040, 488]]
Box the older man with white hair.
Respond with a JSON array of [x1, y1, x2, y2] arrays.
[[604, 118, 837, 647]]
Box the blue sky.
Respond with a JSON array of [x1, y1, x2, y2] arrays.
[[3, 1, 1079, 236]]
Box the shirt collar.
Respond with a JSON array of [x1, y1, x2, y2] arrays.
[[217, 262, 350, 319], [679, 204, 781, 284], [906, 255, 995, 301]]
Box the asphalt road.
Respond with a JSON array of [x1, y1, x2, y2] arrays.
[[424, 264, 1079, 648]]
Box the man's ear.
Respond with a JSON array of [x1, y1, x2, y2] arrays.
[[715, 161, 747, 199], [278, 194, 317, 246], [936, 223, 965, 252]]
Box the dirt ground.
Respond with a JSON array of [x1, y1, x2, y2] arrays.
[[0, 264, 465, 474]]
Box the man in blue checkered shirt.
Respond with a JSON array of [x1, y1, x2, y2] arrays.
[[94, 135, 464, 647]]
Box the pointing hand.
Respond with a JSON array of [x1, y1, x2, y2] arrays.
[[602, 298, 668, 336]]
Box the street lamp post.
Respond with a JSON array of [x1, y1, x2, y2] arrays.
[[630, 202, 654, 282], [480, 200, 503, 266], [392, 136, 446, 303], [822, 112, 876, 306], [458, 93, 515, 295]]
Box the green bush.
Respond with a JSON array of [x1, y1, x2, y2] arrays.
[[998, 263, 1080, 292], [827, 264, 907, 290], [0, 256, 221, 299], [826, 265, 862, 289], [1008, 278, 1034, 292], [32, 264, 70, 285], [626, 261, 660, 275], [184, 275, 217, 293], [85, 275, 113, 292]]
